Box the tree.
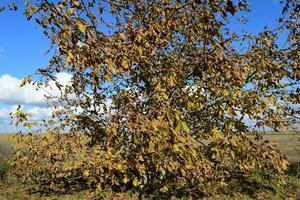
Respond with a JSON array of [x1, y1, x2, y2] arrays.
[[4, 0, 299, 198]]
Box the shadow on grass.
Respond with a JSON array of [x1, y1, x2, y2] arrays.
[[0, 142, 13, 180]]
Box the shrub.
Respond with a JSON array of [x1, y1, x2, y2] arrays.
[[11, 131, 288, 198], [4, 0, 299, 198]]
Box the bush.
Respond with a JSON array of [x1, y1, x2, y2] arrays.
[[11, 132, 288, 198], [5, 0, 299, 198]]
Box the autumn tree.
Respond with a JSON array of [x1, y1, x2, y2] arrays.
[[3, 0, 299, 198]]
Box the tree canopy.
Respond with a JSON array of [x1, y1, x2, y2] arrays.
[[2, 0, 299, 198]]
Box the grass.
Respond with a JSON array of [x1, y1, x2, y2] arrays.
[[0, 135, 13, 181], [262, 134, 300, 162], [0, 178, 93, 200], [0, 134, 13, 145], [0, 133, 299, 199]]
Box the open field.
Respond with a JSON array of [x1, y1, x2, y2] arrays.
[[0, 134, 14, 157], [0, 134, 13, 145], [262, 134, 300, 162]]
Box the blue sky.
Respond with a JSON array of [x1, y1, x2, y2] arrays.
[[0, 0, 289, 132]]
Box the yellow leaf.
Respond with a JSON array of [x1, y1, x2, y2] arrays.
[[66, 52, 74, 63], [212, 128, 220, 141], [281, 159, 289, 171], [174, 122, 181, 133], [83, 170, 90, 177], [173, 144, 180, 152], [223, 90, 229, 97], [24, 122, 33, 129], [138, 155, 144, 161], [159, 186, 169, 193], [230, 151, 235, 159], [137, 46, 143, 55], [93, 149, 101, 154], [77, 21, 87, 33], [121, 60, 129, 69], [133, 178, 139, 187], [122, 177, 129, 184], [116, 163, 123, 170], [20, 76, 32, 87], [40, 140, 48, 147], [148, 141, 155, 152], [107, 59, 114, 70]]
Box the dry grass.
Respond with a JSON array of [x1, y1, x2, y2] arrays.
[[262, 134, 300, 162], [0, 134, 15, 156], [0, 134, 13, 144]]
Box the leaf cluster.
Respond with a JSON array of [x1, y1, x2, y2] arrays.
[[8, 0, 299, 198]]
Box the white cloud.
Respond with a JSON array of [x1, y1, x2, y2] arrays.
[[0, 74, 44, 105], [0, 72, 72, 133], [27, 107, 53, 120], [0, 72, 72, 106], [55, 72, 72, 87], [0, 105, 55, 133]]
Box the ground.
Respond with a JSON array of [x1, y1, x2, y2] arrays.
[[0, 133, 299, 199]]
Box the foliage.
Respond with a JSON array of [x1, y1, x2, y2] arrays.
[[2, 0, 299, 198], [1, 170, 300, 199]]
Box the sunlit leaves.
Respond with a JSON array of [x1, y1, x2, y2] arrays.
[[9, 0, 300, 198], [76, 20, 87, 33], [20, 76, 32, 87], [83, 169, 90, 177], [66, 52, 74, 64]]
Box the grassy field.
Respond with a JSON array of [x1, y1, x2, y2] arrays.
[[0, 133, 299, 199], [262, 134, 300, 162], [0, 134, 13, 146]]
